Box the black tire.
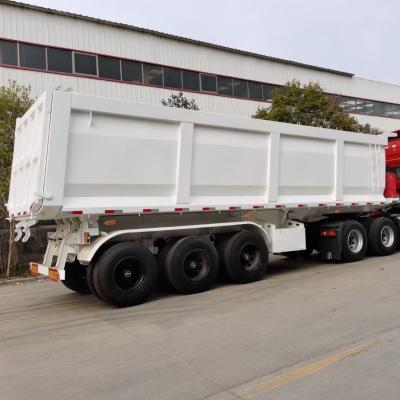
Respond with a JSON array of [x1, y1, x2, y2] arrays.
[[220, 231, 268, 283], [165, 236, 219, 294], [157, 239, 177, 284], [92, 242, 159, 307], [368, 217, 399, 256], [341, 220, 367, 262], [215, 234, 233, 280], [86, 261, 106, 301], [62, 260, 92, 295]]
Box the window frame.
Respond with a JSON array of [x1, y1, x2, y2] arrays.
[[182, 70, 200, 91], [217, 76, 233, 96], [98, 55, 121, 80], [163, 66, 183, 89], [121, 59, 143, 83], [19, 42, 47, 70], [46, 46, 73, 74], [73, 51, 98, 77], [200, 73, 217, 93], [0, 39, 18, 66], [143, 63, 164, 86]]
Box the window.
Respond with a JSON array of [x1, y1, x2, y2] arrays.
[[19, 43, 46, 69], [374, 102, 384, 115], [143, 63, 163, 86], [98, 56, 121, 80], [263, 84, 275, 101], [248, 81, 263, 100], [0, 40, 18, 66], [340, 97, 356, 112], [182, 70, 199, 91], [74, 52, 97, 75], [233, 79, 248, 98], [356, 99, 367, 113], [163, 67, 182, 89], [392, 104, 400, 119], [364, 100, 375, 114], [47, 47, 72, 73], [121, 60, 142, 82], [383, 103, 393, 116], [217, 76, 233, 96], [201, 74, 217, 92]]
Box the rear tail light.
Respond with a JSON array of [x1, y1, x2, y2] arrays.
[[320, 230, 337, 237]]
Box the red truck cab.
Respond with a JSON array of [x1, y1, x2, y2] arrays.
[[385, 130, 400, 197]]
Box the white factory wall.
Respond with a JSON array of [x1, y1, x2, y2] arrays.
[[0, 2, 400, 132], [1, 3, 400, 104]]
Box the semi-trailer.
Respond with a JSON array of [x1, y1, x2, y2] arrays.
[[7, 88, 400, 307]]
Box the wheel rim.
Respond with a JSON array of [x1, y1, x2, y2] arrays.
[[239, 243, 261, 271], [183, 250, 209, 281], [380, 225, 395, 248], [113, 256, 145, 290], [347, 229, 363, 253]]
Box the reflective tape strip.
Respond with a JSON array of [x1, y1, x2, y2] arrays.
[[29, 262, 65, 280]]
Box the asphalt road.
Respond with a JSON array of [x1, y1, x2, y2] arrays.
[[1, 253, 400, 400]]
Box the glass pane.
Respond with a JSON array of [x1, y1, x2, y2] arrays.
[[19, 43, 46, 69], [74, 52, 97, 75], [383, 103, 393, 116], [356, 99, 367, 113], [263, 84, 275, 101], [217, 76, 233, 96], [200, 74, 217, 92], [182, 70, 199, 91], [47, 47, 72, 73], [164, 67, 182, 89], [392, 104, 400, 119], [233, 79, 247, 98], [0, 40, 18, 65], [143, 63, 163, 86], [339, 97, 356, 112], [121, 60, 142, 82], [248, 81, 262, 100], [374, 102, 384, 115], [364, 100, 375, 114], [98, 56, 120, 80]]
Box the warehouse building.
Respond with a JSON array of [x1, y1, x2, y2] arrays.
[[0, 0, 400, 132]]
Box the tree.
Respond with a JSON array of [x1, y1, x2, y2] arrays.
[[253, 80, 382, 134], [0, 81, 33, 277], [161, 92, 199, 110]]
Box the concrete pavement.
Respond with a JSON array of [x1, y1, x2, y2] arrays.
[[1, 253, 400, 400]]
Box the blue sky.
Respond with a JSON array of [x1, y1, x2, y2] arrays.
[[19, 0, 400, 85]]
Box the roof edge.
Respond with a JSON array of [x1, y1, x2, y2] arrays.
[[2, 0, 354, 78]]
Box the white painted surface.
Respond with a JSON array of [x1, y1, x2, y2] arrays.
[[7, 89, 393, 220]]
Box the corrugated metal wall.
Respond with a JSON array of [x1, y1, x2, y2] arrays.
[[1, 2, 400, 131]]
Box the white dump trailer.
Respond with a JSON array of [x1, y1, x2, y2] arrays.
[[7, 88, 400, 306]]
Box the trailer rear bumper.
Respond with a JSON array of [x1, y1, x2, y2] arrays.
[[30, 263, 65, 281]]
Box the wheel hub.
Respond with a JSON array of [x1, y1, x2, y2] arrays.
[[347, 229, 363, 253], [113, 257, 145, 290], [183, 250, 209, 281], [123, 269, 132, 279], [239, 244, 260, 271], [381, 225, 395, 248]]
